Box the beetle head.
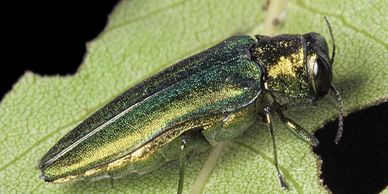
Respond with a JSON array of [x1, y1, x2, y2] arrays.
[[251, 17, 344, 144], [251, 32, 334, 105], [304, 32, 332, 100]]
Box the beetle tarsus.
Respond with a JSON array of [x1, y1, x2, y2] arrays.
[[263, 106, 288, 189], [177, 137, 188, 194], [278, 173, 288, 190]]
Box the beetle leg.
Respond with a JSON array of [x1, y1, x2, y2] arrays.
[[263, 106, 288, 190], [276, 107, 319, 147], [177, 136, 188, 194]]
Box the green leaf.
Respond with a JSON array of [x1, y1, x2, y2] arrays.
[[0, 0, 387, 193], [381, 186, 388, 194]]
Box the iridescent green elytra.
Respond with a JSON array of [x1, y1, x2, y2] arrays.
[[39, 20, 344, 192]]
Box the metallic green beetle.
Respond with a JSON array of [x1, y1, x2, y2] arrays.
[[40, 19, 344, 192]]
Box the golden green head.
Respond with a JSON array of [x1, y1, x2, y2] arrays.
[[250, 32, 333, 105], [250, 19, 344, 144]]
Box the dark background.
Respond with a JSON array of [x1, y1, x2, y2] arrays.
[[2, 1, 387, 194]]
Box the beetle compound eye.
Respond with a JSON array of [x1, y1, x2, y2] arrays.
[[314, 58, 332, 97], [313, 61, 319, 77]]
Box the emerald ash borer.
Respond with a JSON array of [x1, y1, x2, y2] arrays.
[[39, 18, 344, 192]]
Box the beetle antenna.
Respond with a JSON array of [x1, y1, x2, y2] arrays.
[[324, 16, 335, 65], [331, 85, 344, 144], [325, 16, 343, 144]]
